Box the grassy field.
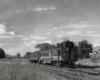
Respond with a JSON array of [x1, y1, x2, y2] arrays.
[[76, 59, 100, 66], [0, 59, 68, 80]]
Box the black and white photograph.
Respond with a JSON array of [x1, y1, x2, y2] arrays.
[[0, 0, 100, 80]]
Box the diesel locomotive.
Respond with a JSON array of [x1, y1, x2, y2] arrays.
[[29, 41, 78, 68]]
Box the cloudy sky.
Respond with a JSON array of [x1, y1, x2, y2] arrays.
[[0, 0, 100, 56]]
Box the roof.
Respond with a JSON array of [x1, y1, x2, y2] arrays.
[[93, 47, 100, 52], [93, 47, 100, 56]]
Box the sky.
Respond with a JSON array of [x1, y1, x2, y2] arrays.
[[0, 0, 100, 56]]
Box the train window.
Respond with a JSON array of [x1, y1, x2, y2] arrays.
[[54, 54, 57, 56], [49, 53, 51, 56], [45, 53, 49, 56], [66, 48, 69, 51], [58, 50, 60, 56]]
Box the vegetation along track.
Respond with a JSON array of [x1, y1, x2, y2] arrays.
[[32, 63, 100, 80]]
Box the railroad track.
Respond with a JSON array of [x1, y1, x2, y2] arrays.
[[61, 67, 100, 75], [37, 63, 100, 75], [32, 63, 100, 80]]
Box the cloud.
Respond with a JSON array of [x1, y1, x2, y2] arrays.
[[8, 31, 15, 35], [69, 24, 94, 28], [48, 22, 96, 36], [57, 30, 82, 37], [24, 40, 37, 47], [62, 22, 95, 29], [0, 23, 15, 36], [0, 35, 14, 39], [24, 40, 52, 47], [21, 35, 48, 47], [0, 43, 11, 47], [22, 35, 52, 47], [35, 7, 48, 11], [16, 35, 25, 38], [85, 31, 96, 34], [46, 32, 51, 35], [56, 29, 100, 38], [50, 7, 56, 10], [6, 9, 23, 17], [39, 40, 52, 44], [34, 7, 56, 11], [79, 21, 89, 24], [51, 27, 59, 30], [30, 35, 47, 40], [81, 30, 100, 38], [5, 46, 35, 56], [0, 24, 6, 34], [15, 9, 23, 13], [92, 43, 100, 47], [47, 27, 63, 35], [46, 22, 98, 39], [22, 35, 47, 41], [66, 30, 82, 35], [22, 37, 30, 41], [85, 33, 100, 38], [0, 23, 16, 39]]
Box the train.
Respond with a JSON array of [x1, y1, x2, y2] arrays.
[[29, 41, 79, 68]]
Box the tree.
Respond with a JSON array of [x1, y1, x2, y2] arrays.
[[35, 43, 56, 51], [0, 48, 5, 59], [25, 52, 31, 59], [17, 53, 20, 58], [78, 40, 93, 58]]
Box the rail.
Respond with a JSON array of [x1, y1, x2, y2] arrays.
[[32, 63, 100, 80]]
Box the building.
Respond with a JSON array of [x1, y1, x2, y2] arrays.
[[90, 46, 100, 59]]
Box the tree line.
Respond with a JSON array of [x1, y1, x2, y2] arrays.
[[0, 39, 93, 59], [25, 40, 93, 59]]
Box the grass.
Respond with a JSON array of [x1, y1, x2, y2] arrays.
[[0, 59, 68, 80], [0, 59, 99, 80]]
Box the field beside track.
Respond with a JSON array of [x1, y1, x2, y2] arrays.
[[76, 58, 100, 67], [0, 59, 100, 80], [0, 59, 68, 80]]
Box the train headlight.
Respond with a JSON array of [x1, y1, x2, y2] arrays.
[[66, 48, 69, 51]]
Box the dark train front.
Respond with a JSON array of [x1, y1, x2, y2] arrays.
[[60, 41, 78, 67], [29, 41, 78, 68]]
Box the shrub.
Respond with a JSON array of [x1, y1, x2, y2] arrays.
[[0, 48, 5, 59]]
